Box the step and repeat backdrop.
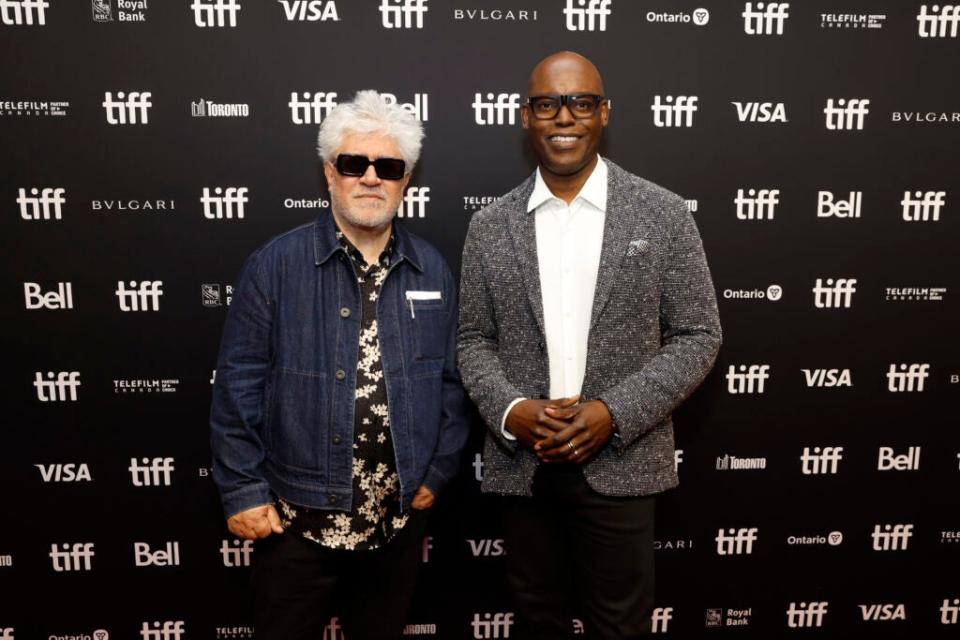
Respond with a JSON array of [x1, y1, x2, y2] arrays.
[[3, 0, 958, 638]]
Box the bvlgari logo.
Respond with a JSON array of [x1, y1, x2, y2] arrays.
[[453, 8, 538, 21]]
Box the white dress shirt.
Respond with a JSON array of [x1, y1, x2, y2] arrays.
[[502, 157, 608, 438]]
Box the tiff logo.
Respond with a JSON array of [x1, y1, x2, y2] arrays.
[[0, 0, 48, 25], [818, 191, 861, 218], [201, 187, 248, 219], [289, 91, 337, 124], [380, 0, 427, 29], [0, 628, 10, 639], [735, 188, 779, 220], [129, 457, 175, 486], [116, 280, 163, 311], [397, 186, 429, 218], [901, 191, 945, 221], [887, 364, 930, 392], [824, 98, 869, 130], [564, 0, 611, 31], [743, 2, 789, 34], [322, 618, 344, 640], [917, 5, 960, 37], [103, 91, 152, 125], [34, 371, 81, 402], [278, 0, 339, 21], [221, 539, 254, 566], [812, 278, 857, 308], [651, 95, 697, 127], [801, 446, 843, 474], [872, 524, 913, 551], [471, 613, 513, 639], [18, 187, 65, 220], [140, 622, 185, 640], [725, 364, 770, 394], [24, 282, 73, 310], [715, 527, 758, 555], [651, 607, 673, 634], [473, 93, 520, 125], [786, 602, 828, 628], [192, 0, 240, 27], [942, 598, 960, 625], [49, 543, 95, 571]]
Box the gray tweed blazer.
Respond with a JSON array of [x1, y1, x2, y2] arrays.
[[457, 159, 722, 497]]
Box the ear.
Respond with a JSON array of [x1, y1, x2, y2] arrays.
[[600, 101, 610, 127], [322, 160, 335, 185], [520, 104, 530, 129], [401, 173, 411, 192]]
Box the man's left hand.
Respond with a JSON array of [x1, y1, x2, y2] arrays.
[[410, 485, 436, 510], [535, 400, 615, 464]]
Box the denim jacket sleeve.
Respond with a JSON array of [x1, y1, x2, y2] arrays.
[[209, 250, 276, 519]]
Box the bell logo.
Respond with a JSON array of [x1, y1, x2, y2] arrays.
[[134, 542, 181, 567], [917, 5, 960, 38], [564, 0, 611, 31], [734, 188, 779, 220], [802, 368, 852, 388], [381, 92, 429, 122], [467, 539, 506, 557], [800, 446, 843, 474], [0, 0, 48, 25], [471, 613, 514, 638], [812, 278, 856, 308], [817, 191, 862, 218], [872, 524, 913, 551], [191, 0, 240, 27], [824, 98, 870, 130], [732, 101, 787, 123], [288, 91, 337, 124], [34, 371, 81, 402], [220, 539, 253, 567], [651, 95, 697, 128], [35, 463, 92, 482], [725, 364, 770, 394], [103, 91, 152, 125], [49, 543, 95, 571], [786, 602, 828, 628], [24, 282, 74, 310], [859, 603, 906, 621], [742, 2, 789, 34], [201, 187, 248, 219], [379, 0, 427, 29], [18, 187, 65, 220], [397, 186, 429, 218], [878, 446, 920, 471], [941, 598, 960, 625], [651, 607, 673, 633], [279, 0, 339, 21], [116, 280, 164, 311], [886, 363, 930, 392], [715, 527, 758, 555], [140, 621, 185, 640], [473, 93, 520, 126], [901, 191, 945, 221], [129, 457, 175, 486]]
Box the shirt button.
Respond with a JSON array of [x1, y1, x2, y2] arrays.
[[335, 369, 346, 381], [340, 307, 351, 318], [332, 434, 343, 445], [329, 495, 339, 505]]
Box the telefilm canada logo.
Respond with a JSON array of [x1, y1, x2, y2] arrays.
[[114, 379, 180, 394], [0, 99, 69, 117], [463, 195, 500, 211], [820, 12, 886, 30], [885, 287, 946, 302], [92, 0, 149, 22]]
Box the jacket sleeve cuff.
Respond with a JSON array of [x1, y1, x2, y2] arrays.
[[500, 397, 525, 441], [220, 482, 274, 520]]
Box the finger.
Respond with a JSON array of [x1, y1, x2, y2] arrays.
[[540, 426, 595, 459], [535, 422, 587, 451], [536, 413, 573, 433], [547, 394, 580, 409], [266, 505, 284, 534], [544, 404, 581, 420], [251, 516, 274, 539]]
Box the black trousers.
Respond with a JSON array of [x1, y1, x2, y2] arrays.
[[250, 509, 428, 640], [501, 464, 656, 639]]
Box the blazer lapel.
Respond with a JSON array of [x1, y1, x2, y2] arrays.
[[506, 175, 546, 338]]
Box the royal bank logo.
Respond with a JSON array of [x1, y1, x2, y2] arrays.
[[36, 463, 92, 482], [715, 528, 758, 555], [129, 457, 175, 486], [901, 191, 945, 221], [564, 0, 611, 31], [279, 0, 339, 21], [24, 282, 73, 310], [116, 280, 163, 311], [397, 186, 429, 218], [470, 613, 513, 639], [824, 98, 869, 130], [221, 539, 253, 567], [0, 99, 69, 117], [382, 92, 429, 121], [716, 454, 767, 470], [786, 602, 828, 628], [743, 2, 789, 35], [202, 284, 234, 307], [49, 543, 95, 571], [134, 542, 180, 567], [735, 188, 779, 220], [18, 187, 65, 220], [872, 524, 913, 551], [787, 531, 843, 546], [651, 95, 697, 127], [473, 92, 520, 125], [820, 13, 886, 30], [91, 0, 148, 22], [887, 363, 930, 392], [918, 5, 960, 37], [34, 371, 81, 402], [192, 0, 240, 27], [202, 187, 248, 219], [140, 622, 185, 640], [732, 101, 786, 123], [813, 278, 856, 309], [453, 8, 538, 21], [651, 608, 673, 634], [800, 446, 843, 474], [705, 608, 752, 628], [463, 195, 500, 211], [878, 446, 920, 471], [725, 364, 770, 394], [191, 98, 250, 117], [647, 8, 709, 25], [380, 0, 427, 28], [103, 91, 152, 125], [817, 191, 861, 218], [0, 0, 49, 25], [113, 379, 180, 394], [885, 287, 946, 301], [802, 368, 852, 387], [289, 91, 337, 124]]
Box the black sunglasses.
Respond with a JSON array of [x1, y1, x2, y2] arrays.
[[335, 154, 406, 180], [526, 94, 607, 120]]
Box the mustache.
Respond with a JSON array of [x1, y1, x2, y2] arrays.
[[352, 189, 386, 200]]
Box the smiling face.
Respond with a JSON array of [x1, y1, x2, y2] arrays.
[[521, 53, 609, 179], [323, 131, 410, 232]]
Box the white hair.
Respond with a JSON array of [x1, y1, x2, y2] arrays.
[[317, 90, 424, 172]]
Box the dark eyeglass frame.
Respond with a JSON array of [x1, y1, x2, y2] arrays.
[[334, 154, 406, 180], [525, 94, 608, 120]]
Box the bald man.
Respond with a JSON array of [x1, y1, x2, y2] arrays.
[[457, 52, 721, 638]]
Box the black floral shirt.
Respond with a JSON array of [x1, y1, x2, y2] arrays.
[[278, 226, 409, 550]]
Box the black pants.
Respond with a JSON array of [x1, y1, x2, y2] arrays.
[[501, 464, 656, 639], [251, 509, 428, 640]]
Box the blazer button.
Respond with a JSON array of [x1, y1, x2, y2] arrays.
[[340, 307, 351, 318], [332, 434, 343, 445], [335, 369, 346, 381], [328, 495, 339, 505], [537, 341, 545, 351]]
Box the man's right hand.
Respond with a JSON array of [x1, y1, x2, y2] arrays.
[[227, 504, 284, 540], [505, 395, 580, 450]]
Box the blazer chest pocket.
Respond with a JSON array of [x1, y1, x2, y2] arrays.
[[405, 290, 445, 361]]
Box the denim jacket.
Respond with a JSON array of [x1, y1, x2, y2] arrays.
[[210, 212, 469, 519]]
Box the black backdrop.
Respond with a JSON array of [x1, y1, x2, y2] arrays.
[[3, 1, 959, 638]]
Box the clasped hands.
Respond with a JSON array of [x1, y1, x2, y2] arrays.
[[505, 395, 615, 464]]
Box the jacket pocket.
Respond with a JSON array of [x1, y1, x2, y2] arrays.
[[268, 368, 329, 478]]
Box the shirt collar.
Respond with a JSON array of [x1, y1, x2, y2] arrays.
[[527, 155, 608, 213], [334, 221, 394, 269]]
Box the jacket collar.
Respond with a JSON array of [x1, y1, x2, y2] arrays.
[[313, 210, 423, 272]]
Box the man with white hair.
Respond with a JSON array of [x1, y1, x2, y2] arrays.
[[210, 90, 468, 639]]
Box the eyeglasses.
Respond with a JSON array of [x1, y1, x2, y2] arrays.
[[526, 94, 607, 120], [335, 154, 406, 180]]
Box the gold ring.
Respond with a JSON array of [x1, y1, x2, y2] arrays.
[[566, 441, 575, 451]]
